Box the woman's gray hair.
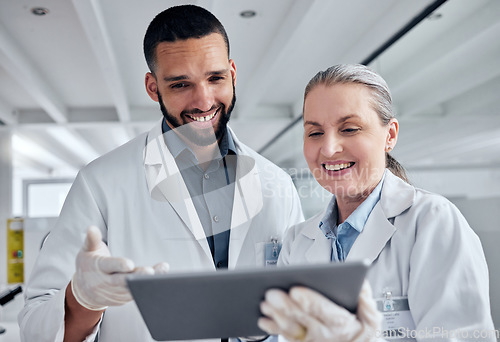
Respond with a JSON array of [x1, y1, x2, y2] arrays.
[[304, 64, 409, 183], [304, 64, 394, 124]]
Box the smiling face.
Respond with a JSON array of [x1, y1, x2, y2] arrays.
[[145, 33, 236, 147], [303, 83, 398, 207]]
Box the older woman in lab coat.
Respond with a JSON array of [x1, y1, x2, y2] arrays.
[[258, 64, 496, 342]]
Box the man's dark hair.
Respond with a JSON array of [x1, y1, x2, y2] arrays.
[[143, 4, 230, 73]]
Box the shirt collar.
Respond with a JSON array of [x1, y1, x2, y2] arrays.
[[345, 171, 386, 231], [161, 119, 236, 161], [319, 198, 339, 238], [319, 170, 387, 236]]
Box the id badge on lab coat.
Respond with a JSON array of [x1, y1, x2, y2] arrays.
[[376, 292, 416, 341], [264, 238, 282, 266]]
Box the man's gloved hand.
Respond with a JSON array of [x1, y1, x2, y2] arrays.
[[71, 226, 170, 311], [258, 280, 381, 342]]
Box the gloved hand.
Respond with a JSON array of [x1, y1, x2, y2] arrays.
[[258, 280, 381, 342], [71, 226, 170, 311]]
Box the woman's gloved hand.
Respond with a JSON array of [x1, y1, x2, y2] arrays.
[[71, 226, 169, 311], [258, 280, 381, 342]]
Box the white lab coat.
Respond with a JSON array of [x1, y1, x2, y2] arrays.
[[279, 170, 496, 341], [19, 121, 304, 342]]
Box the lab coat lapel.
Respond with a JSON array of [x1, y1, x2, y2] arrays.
[[346, 204, 395, 263], [228, 151, 263, 269], [305, 230, 332, 263], [301, 212, 332, 264], [145, 125, 212, 262], [346, 170, 415, 263]]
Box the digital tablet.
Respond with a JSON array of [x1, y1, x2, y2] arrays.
[[126, 260, 369, 341]]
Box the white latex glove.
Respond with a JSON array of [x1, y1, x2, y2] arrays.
[[258, 280, 381, 342], [71, 226, 170, 311]]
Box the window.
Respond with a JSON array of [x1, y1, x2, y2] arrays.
[[23, 179, 73, 218]]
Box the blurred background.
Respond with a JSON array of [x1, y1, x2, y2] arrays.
[[0, 0, 499, 339]]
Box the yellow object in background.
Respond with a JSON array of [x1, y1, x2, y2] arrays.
[[7, 218, 24, 284]]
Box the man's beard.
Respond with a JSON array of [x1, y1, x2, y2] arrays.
[[158, 85, 236, 147]]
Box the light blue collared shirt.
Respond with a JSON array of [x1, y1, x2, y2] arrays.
[[319, 171, 386, 261]]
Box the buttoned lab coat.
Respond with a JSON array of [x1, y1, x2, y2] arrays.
[[279, 170, 495, 341], [19, 121, 304, 342]]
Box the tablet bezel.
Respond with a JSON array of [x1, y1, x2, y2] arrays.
[[127, 260, 369, 341]]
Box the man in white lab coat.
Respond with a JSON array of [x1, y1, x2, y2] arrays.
[[19, 5, 304, 342]]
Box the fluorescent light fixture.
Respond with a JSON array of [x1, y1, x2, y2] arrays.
[[46, 126, 100, 163], [12, 134, 72, 170]]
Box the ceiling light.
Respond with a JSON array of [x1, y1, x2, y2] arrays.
[[31, 7, 49, 16], [240, 10, 256, 18]]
